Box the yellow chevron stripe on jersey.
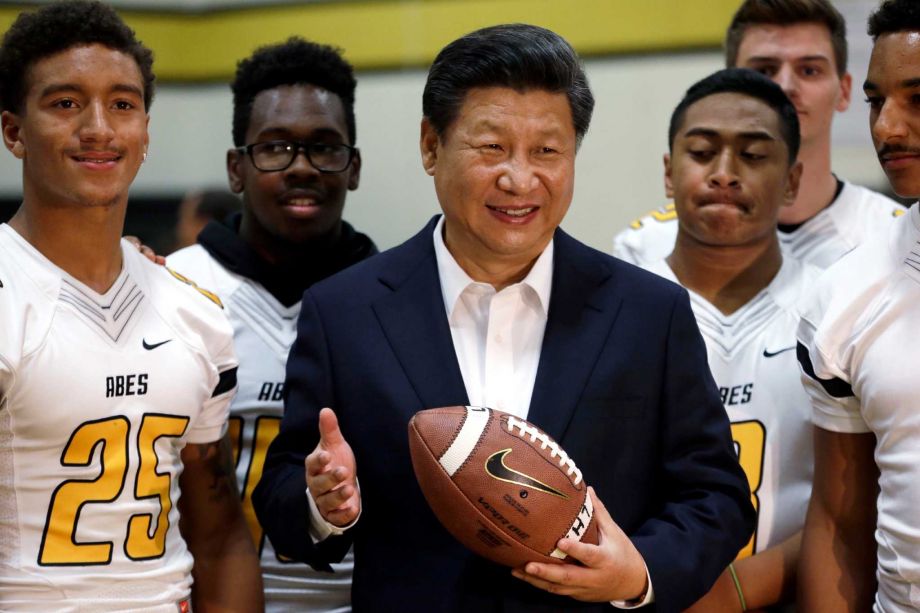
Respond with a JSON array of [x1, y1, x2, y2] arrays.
[[166, 267, 224, 308], [629, 202, 677, 229]]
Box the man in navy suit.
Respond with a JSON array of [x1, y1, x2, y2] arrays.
[[254, 24, 754, 612]]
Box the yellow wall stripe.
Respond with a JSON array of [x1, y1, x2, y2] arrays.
[[0, 1, 737, 81]]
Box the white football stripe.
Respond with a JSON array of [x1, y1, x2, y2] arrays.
[[550, 492, 594, 559], [439, 406, 490, 477]]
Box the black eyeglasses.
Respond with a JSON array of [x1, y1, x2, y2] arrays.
[[237, 140, 357, 173]]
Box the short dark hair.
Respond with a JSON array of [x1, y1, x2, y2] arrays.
[[231, 37, 357, 147], [422, 23, 594, 145], [868, 0, 920, 40], [725, 0, 848, 77], [669, 68, 800, 163], [0, 0, 155, 114]]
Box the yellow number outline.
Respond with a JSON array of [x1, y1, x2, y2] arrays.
[[126, 414, 190, 560], [731, 419, 766, 560], [229, 415, 284, 559], [39, 414, 189, 566]]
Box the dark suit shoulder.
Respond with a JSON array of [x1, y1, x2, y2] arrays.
[[307, 217, 438, 307]]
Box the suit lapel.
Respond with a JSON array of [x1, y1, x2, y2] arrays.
[[372, 218, 469, 411], [528, 230, 622, 441]]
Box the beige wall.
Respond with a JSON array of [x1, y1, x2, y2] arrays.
[[0, 0, 891, 252]]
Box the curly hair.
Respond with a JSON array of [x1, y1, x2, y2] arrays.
[[868, 0, 920, 39], [231, 37, 357, 147], [0, 0, 155, 114]]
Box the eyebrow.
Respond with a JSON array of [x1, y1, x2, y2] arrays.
[[39, 82, 144, 99], [256, 127, 346, 140], [864, 77, 920, 91], [745, 54, 831, 64], [684, 127, 777, 142]]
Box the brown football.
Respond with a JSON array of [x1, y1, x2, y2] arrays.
[[408, 405, 598, 568]]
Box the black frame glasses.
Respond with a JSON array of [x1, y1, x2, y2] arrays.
[[237, 140, 357, 173]]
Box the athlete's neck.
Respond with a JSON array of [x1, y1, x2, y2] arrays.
[[8, 200, 126, 294], [667, 233, 783, 316], [779, 134, 837, 225]]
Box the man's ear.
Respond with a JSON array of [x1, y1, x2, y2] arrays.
[[836, 71, 853, 113], [420, 117, 440, 177], [663, 152, 675, 199], [348, 148, 361, 191], [2, 110, 25, 159], [783, 160, 803, 207], [226, 148, 244, 194]]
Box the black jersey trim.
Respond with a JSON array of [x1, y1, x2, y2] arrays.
[[212, 367, 238, 397], [796, 342, 854, 398]]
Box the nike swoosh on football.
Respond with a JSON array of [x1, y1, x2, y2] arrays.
[[763, 346, 796, 358], [142, 339, 172, 351], [485, 449, 569, 499]]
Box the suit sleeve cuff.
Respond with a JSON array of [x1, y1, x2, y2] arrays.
[[306, 478, 362, 543], [610, 564, 654, 609]]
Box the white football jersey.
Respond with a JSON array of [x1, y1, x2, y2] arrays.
[[614, 181, 905, 269], [645, 257, 818, 558], [797, 204, 920, 612], [168, 245, 352, 613], [0, 225, 237, 611]]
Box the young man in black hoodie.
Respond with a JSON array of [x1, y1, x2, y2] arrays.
[[168, 37, 376, 612]]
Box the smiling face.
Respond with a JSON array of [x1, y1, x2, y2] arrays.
[[736, 22, 851, 146], [420, 87, 576, 280], [1, 44, 149, 211], [667, 92, 801, 248], [228, 83, 360, 251], [865, 31, 920, 198]]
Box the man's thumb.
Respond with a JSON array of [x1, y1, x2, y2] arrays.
[[318, 407, 344, 447]]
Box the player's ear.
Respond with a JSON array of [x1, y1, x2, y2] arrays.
[[226, 148, 244, 194], [836, 71, 852, 113], [420, 117, 440, 177], [347, 148, 361, 191], [783, 159, 803, 207], [2, 110, 25, 159], [663, 152, 675, 199]]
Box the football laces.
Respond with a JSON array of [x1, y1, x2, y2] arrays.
[[506, 416, 583, 485]]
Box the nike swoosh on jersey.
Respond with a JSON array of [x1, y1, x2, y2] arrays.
[[763, 346, 796, 358], [142, 338, 172, 351], [485, 448, 569, 499]]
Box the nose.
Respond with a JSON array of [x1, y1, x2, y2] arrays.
[[872, 99, 907, 145], [496, 153, 539, 194], [772, 65, 798, 99], [709, 151, 740, 189], [79, 100, 115, 143], [284, 146, 321, 178]]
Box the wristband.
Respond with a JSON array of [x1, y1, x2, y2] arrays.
[[727, 563, 747, 611]]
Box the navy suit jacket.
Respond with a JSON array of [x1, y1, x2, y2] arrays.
[[254, 217, 754, 612]]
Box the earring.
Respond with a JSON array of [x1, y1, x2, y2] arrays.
[[142, 151, 148, 162]]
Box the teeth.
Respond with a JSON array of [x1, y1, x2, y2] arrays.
[[286, 198, 315, 206], [492, 207, 535, 217]]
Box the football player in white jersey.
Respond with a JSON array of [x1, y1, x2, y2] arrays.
[[168, 39, 377, 612], [798, 1, 920, 610], [0, 2, 262, 610], [613, 0, 905, 269], [645, 67, 812, 611]]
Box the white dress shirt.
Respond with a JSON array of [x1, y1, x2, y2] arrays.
[[432, 216, 552, 420]]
